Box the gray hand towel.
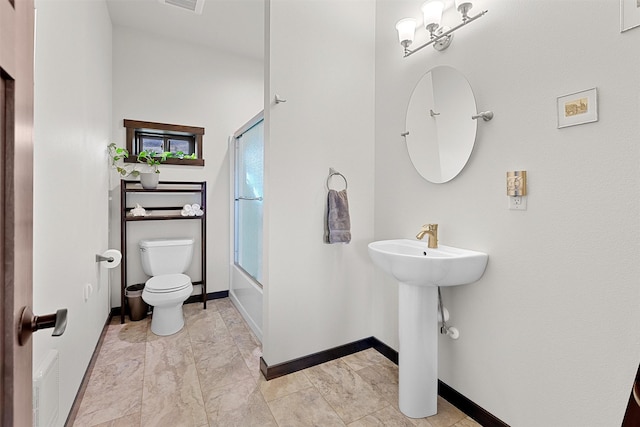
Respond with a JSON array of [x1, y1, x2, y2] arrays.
[[327, 189, 351, 244]]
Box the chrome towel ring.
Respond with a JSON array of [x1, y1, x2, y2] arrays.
[[326, 168, 348, 191]]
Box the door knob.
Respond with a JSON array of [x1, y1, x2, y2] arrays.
[[17, 306, 68, 346]]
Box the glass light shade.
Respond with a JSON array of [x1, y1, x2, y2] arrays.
[[455, 0, 473, 14], [395, 18, 417, 46], [421, 1, 444, 30]]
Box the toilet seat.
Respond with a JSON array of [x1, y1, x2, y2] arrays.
[[145, 273, 191, 293]]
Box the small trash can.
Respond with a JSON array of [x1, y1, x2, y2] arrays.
[[125, 284, 147, 321]]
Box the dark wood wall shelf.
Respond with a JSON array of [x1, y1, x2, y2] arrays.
[[120, 180, 207, 324]]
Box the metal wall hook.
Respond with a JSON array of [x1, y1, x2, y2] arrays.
[[401, 131, 410, 137], [275, 94, 287, 104], [472, 111, 494, 121]]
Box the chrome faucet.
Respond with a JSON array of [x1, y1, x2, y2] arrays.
[[416, 224, 438, 248]]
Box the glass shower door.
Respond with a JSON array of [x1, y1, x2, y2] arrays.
[[234, 118, 264, 282]]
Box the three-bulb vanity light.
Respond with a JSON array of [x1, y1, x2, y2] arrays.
[[395, 0, 488, 57]]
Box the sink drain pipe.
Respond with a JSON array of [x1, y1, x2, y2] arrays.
[[437, 287, 459, 340]]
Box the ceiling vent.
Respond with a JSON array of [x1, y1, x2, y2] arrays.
[[158, 0, 205, 15]]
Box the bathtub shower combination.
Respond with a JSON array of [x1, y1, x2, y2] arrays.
[[230, 112, 264, 342]]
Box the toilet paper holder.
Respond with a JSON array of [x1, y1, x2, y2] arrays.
[[95, 250, 122, 269]]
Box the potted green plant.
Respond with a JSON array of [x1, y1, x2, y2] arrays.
[[136, 150, 166, 189], [108, 143, 177, 189]]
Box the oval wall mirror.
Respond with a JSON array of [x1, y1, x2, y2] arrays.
[[405, 65, 478, 184]]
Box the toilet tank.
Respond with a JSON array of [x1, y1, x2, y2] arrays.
[[139, 238, 194, 276]]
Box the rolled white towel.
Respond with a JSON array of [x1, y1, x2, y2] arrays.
[[195, 209, 204, 216], [181, 209, 190, 216], [191, 203, 200, 211], [183, 204, 193, 212], [131, 203, 147, 217]]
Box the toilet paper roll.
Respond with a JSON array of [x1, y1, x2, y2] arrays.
[[100, 249, 122, 269]]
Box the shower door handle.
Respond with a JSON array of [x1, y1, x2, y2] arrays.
[[235, 196, 263, 201], [17, 306, 68, 346]]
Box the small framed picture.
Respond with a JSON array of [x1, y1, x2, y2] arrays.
[[621, 0, 640, 32], [557, 88, 598, 129]]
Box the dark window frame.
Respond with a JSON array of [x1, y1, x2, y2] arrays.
[[123, 119, 205, 167]]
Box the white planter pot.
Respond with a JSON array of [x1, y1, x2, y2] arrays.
[[140, 173, 159, 189]]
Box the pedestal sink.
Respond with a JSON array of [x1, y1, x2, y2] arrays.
[[368, 239, 488, 418]]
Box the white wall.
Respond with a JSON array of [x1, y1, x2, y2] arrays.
[[374, 0, 640, 425], [33, 0, 112, 424], [110, 27, 263, 306], [262, 0, 376, 365]]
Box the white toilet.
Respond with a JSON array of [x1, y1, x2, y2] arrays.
[[139, 238, 194, 336]]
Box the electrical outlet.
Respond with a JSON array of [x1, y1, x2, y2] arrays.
[[509, 196, 527, 210]]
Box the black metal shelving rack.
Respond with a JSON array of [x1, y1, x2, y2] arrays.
[[119, 180, 207, 324]]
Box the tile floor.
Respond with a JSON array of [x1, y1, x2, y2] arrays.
[[71, 298, 481, 427]]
